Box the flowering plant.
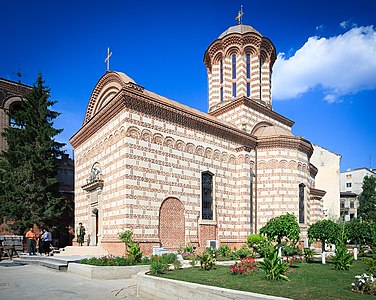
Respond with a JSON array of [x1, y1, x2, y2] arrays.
[[352, 273, 376, 295], [284, 255, 303, 267], [229, 257, 258, 275]]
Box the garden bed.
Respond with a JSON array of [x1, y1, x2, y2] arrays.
[[68, 263, 149, 279], [153, 260, 375, 300]]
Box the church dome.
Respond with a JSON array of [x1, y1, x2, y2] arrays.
[[253, 125, 293, 138], [218, 24, 261, 39]]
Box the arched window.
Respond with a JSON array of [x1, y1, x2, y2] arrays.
[[299, 183, 305, 224], [246, 54, 251, 79], [219, 59, 223, 84], [232, 54, 236, 79], [232, 83, 236, 98], [202, 171, 214, 220], [259, 57, 264, 99], [9, 102, 23, 128]]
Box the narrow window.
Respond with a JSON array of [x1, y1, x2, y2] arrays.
[[246, 54, 251, 79], [346, 183, 352, 188], [232, 83, 236, 98], [220, 59, 223, 84], [9, 102, 23, 128], [220, 87, 223, 101], [247, 82, 251, 97], [202, 172, 213, 220], [299, 183, 305, 224], [232, 54, 236, 79], [259, 57, 263, 98]]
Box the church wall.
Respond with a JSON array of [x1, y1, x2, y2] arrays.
[[214, 103, 291, 134], [74, 102, 256, 254], [255, 146, 311, 232]]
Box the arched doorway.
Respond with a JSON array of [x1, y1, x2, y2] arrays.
[[159, 198, 185, 250]]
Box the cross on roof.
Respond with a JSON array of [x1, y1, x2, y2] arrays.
[[104, 47, 112, 71], [236, 5, 244, 25]]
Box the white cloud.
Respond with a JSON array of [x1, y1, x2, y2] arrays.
[[272, 26, 376, 102], [339, 20, 349, 29]]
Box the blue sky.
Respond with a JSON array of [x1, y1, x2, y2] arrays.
[[1, 0, 375, 172]]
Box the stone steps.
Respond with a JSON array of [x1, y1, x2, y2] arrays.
[[14, 255, 80, 271], [55, 245, 109, 257]]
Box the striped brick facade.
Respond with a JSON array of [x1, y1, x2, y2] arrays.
[[71, 23, 326, 255]]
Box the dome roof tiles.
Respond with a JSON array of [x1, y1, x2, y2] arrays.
[[218, 24, 261, 39]]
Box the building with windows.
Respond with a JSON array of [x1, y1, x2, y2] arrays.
[[0, 78, 74, 245], [340, 168, 376, 221], [0, 78, 31, 152], [70, 21, 327, 255], [310, 145, 341, 220]]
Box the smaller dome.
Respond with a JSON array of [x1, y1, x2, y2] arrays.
[[218, 24, 261, 39], [253, 125, 293, 138]]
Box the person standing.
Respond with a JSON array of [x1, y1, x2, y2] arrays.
[[25, 227, 37, 255], [76, 223, 85, 246], [42, 229, 53, 256]]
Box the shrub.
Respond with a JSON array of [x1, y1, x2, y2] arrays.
[[281, 241, 302, 256], [198, 248, 216, 270], [259, 245, 290, 281], [218, 244, 231, 258], [255, 239, 273, 258], [236, 245, 253, 259], [363, 254, 376, 275], [303, 248, 315, 263], [229, 257, 258, 275], [184, 244, 195, 254], [332, 242, 354, 270], [150, 258, 168, 275], [173, 259, 181, 270], [284, 255, 303, 267], [127, 241, 142, 263], [118, 229, 134, 254], [80, 255, 138, 266], [247, 234, 266, 249], [352, 273, 376, 295], [189, 255, 198, 268]]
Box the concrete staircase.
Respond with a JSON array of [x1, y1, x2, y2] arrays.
[[55, 246, 109, 257], [14, 255, 81, 271]]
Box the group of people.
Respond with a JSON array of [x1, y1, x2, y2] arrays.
[[25, 223, 86, 255], [25, 227, 53, 256]]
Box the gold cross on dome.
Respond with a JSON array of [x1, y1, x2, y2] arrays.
[[236, 5, 244, 25], [104, 47, 112, 71]]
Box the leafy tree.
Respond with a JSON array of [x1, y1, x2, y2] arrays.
[[0, 73, 65, 234], [259, 213, 300, 245], [359, 175, 376, 222], [308, 219, 339, 264], [345, 219, 373, 247]]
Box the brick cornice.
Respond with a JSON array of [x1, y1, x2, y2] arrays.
[[257, 136, 314, 157], [309, 163, 318, 178], [209, 96, 295, 128], [310, 188, 326, 198], [70, 87, 258, 149]]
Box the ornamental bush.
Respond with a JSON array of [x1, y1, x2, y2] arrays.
[[332, 242, 354, 270], [198, 248, 216, 270], [259, 213, 300, 245], [363, 254, 376, 275], [259, 245, 290, 281], [229, 257, 258, 275]]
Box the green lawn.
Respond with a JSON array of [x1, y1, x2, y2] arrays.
[[154, 260, 374, 300]]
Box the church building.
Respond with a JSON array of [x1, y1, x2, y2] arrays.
[[70, 19, 326, 255]]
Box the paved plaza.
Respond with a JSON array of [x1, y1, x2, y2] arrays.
[[0, 260, 139, 300]]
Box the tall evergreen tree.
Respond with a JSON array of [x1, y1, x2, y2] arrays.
[[0, 73, 66, 234], [359, 175, 376, 222]]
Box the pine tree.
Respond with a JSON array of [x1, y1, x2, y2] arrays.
[[359, 175, 376, 222], [0, 73, 66, 234]]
